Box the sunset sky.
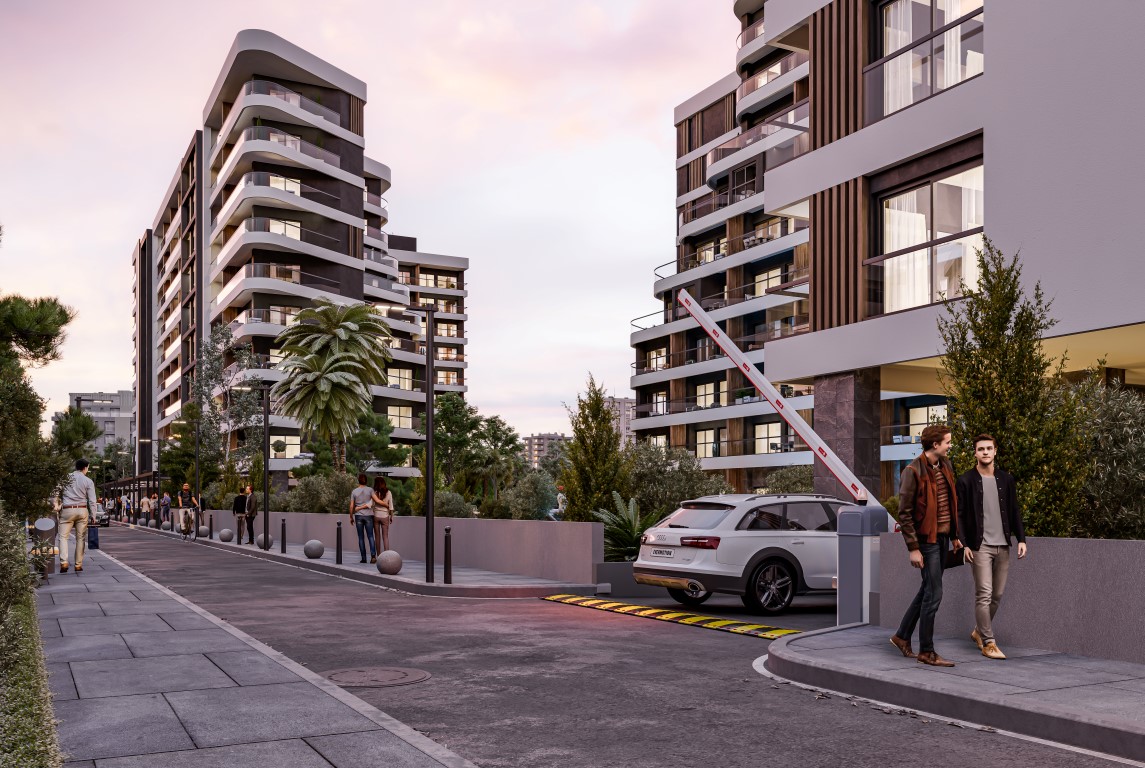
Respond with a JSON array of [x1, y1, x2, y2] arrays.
[[0, 1, 738, 437]]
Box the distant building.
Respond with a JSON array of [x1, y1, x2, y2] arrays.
[[605, 396, 636, 446], [53, 391, 135, 453], [523, 433, 569, 470]]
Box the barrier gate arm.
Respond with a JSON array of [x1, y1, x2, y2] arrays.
[[676, 289, 871, 504]]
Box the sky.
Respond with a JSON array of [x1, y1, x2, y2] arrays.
[[0, 0, 739, 438]]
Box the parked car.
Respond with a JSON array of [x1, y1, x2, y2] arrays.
[[632, 494, 849, 614], [93, 504, 110, 527]]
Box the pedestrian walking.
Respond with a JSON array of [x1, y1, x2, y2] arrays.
[[349, 474, 377, 564], [890, 423, 963, 667], [372, 477, 394, 554], [957, 434, 1027, 660], [244, 485, 258, 546], [105, 496, 116, 518], [56, 459, 96, 573], [232, 487, 249, 544], [139, 493, 153, 524], [159, 492, 171, 524], [124, 497, 132, 519]]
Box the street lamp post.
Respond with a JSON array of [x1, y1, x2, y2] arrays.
[[262, 381, 271, 550], [409, 307, 437, 583]]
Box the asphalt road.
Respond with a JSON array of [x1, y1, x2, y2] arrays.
[[99, 528, 1120, 768]]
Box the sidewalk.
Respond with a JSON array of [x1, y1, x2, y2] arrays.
[[118, 521, 597, 598], [764, 624, 1145, 762], [38, 549, 476, 767]]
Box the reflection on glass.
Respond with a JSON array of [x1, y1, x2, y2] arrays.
[[932, 232, 982, 300], [883, 0, 932, 56], [933, 165, 984, 238], [934, 15, 984, 91], [883, 185, 931, 254], [934, 0, 983, 27], [881, 248, 931, 313]]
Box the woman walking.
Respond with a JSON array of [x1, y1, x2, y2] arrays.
[[372, 477, 394, 554]]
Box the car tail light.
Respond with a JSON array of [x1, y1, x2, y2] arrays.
[[680, 536, 720, 550]]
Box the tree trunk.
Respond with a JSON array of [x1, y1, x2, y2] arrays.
[[329, 436, 340, 472]]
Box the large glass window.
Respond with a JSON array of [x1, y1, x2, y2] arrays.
[[695, 428, 719, 459], [868, 164, 982, 315], [754, 422, 783, 454], [867, 0, 983, 121], [387, 405, 413, 430]]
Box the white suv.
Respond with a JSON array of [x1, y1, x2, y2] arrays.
[[632, 494, 847, 615]]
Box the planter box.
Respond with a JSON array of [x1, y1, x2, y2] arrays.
[[594, 561, 668, 598]]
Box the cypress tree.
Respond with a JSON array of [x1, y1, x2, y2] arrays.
[[559, 375, 628, 522]]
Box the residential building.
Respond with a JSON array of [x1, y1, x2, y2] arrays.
[[523, 433, 569, 470], [53, 391, 135, 453], [634, 0, 1145, 501], [133, 30, 468, 479], [604, 396, 636, 447]]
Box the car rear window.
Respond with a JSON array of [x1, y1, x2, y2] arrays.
[[658, 503, 735, 529]]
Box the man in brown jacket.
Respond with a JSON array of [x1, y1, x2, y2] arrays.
[[890, 424, 963, 667]]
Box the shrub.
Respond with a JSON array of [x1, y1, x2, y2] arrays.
[[288, 475, 329, 513], [624, 442, 730, 521], [479, 496, 512, 519], [593, 492, 662, 562], [762, 465, 813, 494], [1075, 379, 1145, 539], [505, 471, 557, 520], [435, 491, 473, 518]]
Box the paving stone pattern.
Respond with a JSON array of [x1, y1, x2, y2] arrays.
[[42, 551, 465, 766]]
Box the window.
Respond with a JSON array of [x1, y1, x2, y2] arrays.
[[695, 237, 727, 265], [651, 392, 667, 416], [908, 404, 948, 440], [659, 503, 734, 529], [755, 266, 784, 293], [649, 434, 667, 448], [868, 164, 982, 315], [268, 174, 301, 196], [388, 368, 413, 390], [647, 347, 668, 371], [695, 382, 724, 408], [867, 0, 984, 120], [437, 370, 460, 386], [387, 405, 413, 430], [785, 502, 836, 532], [754, 422, 783, 454], [738, 506, 784, 531], [695, 428, 717, 458], [437, 322, 459, 338]]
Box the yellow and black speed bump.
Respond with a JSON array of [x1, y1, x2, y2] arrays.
[[542, 594, 801, 639]]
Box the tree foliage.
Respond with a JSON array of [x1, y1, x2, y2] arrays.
[[505, 470, 558, 520], [559, 375, 628, 522], [624, 442, 730, 520], [50, 406, 102, 460], [1074, 378, 1145, 539], [761, 465, 814, 495], [593, 491, 662, 562], [938, 239, 1087, 535]]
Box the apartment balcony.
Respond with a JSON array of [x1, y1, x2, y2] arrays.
[[654, 219, 809, 296], [735, 52, 809, 121], [211, 216, 349, 278], [735, 18, 777, 71], [363, 246, 399, 279], [214, 79, 363, 156], [364, 273, 410, 304], [212, 262, 341, 320], [410, 275, 465, 298], [227, 308, 300, 340], [213, 126, 359, 191], [631, 392, 815, 431], [211, 172, 356, 238], [364, 226, 388, 250], [363, 191, 389, 224], [677, 179, 765, 241], [630, 294, 809, 347], [706, 100, 811, 191]]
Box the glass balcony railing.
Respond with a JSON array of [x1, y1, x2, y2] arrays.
[[365, 226, 387, 243], [655, 218, 808, 279], [762, 100, 810, 169], [735, 51, 809, 102], [218, 216, 343, 258], [364, 191, 387, 208], [363, 246, 398, 271], [417, 275, 460, 290], [364, 274, 409, 297], [216, 173, 340, 224], [219, 262, 340, 300], [221, 126, 340, 170], [864, 9, 984, 123], [678, 176, 759, 227], [736, 18, 766, 48], [865, 230, 983, 316], [226, 79, 340, 126], [228, 308, 301, 331]]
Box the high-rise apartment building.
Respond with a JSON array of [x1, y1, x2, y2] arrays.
[[633, 0, 1144, 500], [133, 30, 468, 479], [522, 433, 570, 470], [604, 396, 636, 447], [53, 391, 136, 454]]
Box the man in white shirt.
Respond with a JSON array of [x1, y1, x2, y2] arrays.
[[57, 459, 97, 572]]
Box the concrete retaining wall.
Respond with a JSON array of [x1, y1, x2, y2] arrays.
[[877, 534, 1145, 665], [594, 561, 666, 598], [209, 511, 603, 585]]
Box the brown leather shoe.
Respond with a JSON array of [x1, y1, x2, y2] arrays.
[[982, 641, 1006, 660], [890, 635, 916, 658], [917, 651, 956, 667]]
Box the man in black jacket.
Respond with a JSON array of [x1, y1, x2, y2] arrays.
[[231, 488, 249, 544], [956, 434, 1027, 660]]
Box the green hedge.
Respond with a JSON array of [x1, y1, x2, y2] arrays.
[[0, 518, 62, 768]]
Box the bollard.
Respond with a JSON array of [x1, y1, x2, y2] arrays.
[[209, 514, 214, 540], [444, 526, 452, 584], [837, 503, 890, 626], [280, 518, 286, 554], [335, 521, 343, 565]]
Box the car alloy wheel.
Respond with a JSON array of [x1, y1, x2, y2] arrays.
[[748, 560, 795, 614], [667, 587, 712, 607]]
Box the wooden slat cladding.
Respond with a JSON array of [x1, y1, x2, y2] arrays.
[[675, 94, 737, 157], [348, 95, 365, 136], [810, 0, 869, 149], [810, 178, 868, 330]]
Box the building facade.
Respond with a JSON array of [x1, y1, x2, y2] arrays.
[[523, 433, 570, 470], [53, 391, 136, 454], [634, 0, 1145, 501], [604, 396, 636, 447], [133, 30, 468, 479]]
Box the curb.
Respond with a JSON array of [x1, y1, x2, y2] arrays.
[[764, 625, 1145, 762], [94, 548, 479, 768], [113, 521, 597, 599]]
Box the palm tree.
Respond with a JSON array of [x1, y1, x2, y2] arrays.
[[271, 352, 373, 472], [275, 299, 392, 387]]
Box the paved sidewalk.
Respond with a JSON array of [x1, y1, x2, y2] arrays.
[[118, 521, 596, 598], [38, 549, 476, 767], [765, 624, 1145, 762]]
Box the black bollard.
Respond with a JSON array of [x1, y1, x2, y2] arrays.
[[335, 521, 342, 564], [280, 517, 286, 554], [444, 526, 452, 584], [209, 514, 214, 540]]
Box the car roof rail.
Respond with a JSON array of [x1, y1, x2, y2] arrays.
[[746, 493, 843, 501]]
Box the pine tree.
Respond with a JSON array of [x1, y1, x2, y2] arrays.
[[938, 238, 1088, 535], [559, 375, 628, 522]]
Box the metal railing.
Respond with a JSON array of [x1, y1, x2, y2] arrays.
[[219, 216, 343, 258], [221, 126, 341, 170], [364, 191, 387, 208], [218, 172, 340, 218], [736, 18, 766, 48], [654, 218, 808, 279], [228, 308, 301, 331], [226, 79, 340, 126], [678, 176, 760, 227], [762, 100, 810, 170]]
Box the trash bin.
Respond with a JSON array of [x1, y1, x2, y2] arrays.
[[32, 517, 57, 575]]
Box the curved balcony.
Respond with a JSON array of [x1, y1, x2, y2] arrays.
[[363, 245, 399, 278], [227, 307, 301, 339], [364, 273, 410, 304], [364, 226, 389, 250], [213, 126, 357, 191], [211, 216, 348, 277], [736, 18, 766, 49], [212, 172, 352, 236], [735, 52, 809, 121], [736, 18, 779, 71], [214, 79, 363, 156], [213, 262, 341, 319]]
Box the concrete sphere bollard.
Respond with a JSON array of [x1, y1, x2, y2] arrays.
[[256, 533, 274, 549], [135, 518, 143, 526], [303, 539, 324, 559], [218, 528, 234, 542], [197, 526, 209, 538], [376, 550, 402, 575], [148, 519, 158, 528], [161, 521, 172, 531]]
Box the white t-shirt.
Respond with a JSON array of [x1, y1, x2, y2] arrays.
[[373, 490, 394, 518]]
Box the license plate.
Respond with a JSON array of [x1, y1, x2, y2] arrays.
[[650, 548, 674, 558]]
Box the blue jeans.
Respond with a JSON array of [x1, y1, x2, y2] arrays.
[[896, 534, 948, 654], [354, 515, 376, 560]]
